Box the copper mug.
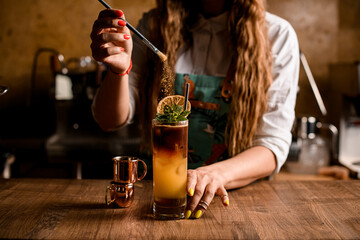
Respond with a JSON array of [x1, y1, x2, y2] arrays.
[[106, 156, 147, 207], [112, 156, 147, 184]]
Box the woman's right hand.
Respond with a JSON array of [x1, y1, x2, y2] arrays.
[[90, 9, 133, 75]]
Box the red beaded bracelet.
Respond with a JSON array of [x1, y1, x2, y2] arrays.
[[109, 60, 132, 76]]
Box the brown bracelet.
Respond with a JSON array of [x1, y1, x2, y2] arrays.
[[109, 60, 132, 76]]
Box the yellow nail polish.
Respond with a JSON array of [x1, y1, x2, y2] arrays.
[[185, 210, 191, 219], [189, 188, 194, 196], [195, 210, 202, 219], [225, 200, 229, 206]]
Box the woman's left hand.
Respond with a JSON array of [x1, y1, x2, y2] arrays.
[[185, 168, 229, 219]]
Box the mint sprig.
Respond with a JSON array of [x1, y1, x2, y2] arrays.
[[155, 104, 190, 123]]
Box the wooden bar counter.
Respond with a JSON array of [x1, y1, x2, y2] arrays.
[[0, 178, 359, 239]]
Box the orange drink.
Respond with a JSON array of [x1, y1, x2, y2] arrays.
[[152, 119, 188, 219]]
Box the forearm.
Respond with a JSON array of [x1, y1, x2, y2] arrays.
[[92, 71, 130, 131], [199, 146, 276, 190]]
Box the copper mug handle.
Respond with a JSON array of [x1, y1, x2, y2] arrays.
[[105, 185, 115, 206], [137, 159, 147, 181]]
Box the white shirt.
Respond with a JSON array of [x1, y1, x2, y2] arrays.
[[128, 11, 299, 174]]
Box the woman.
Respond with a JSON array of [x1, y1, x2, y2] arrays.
[[90, 0, 299, 219]]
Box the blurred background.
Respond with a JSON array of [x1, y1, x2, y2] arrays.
[[0, 0, 359, 179]]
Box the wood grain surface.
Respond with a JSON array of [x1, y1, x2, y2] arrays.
[[0, 179, 359, 239]]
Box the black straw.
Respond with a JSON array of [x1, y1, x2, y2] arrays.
[[184, 83, 189, 111], [98, 0, 111, 9]]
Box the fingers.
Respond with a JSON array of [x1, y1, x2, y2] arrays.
[[91, 32, 131, 62], [217, 186, 230, 206], [191, 184, 216, 219], [90, 9, 132, 67], [91, 17, 130, 42], [90, 8, 130, 47], [91, 18, 129, 38], [187, 176, 207, 212], [91, 45, 125, 62], [186, 170, 196, 197], [184, 169, 229, 219], [98, 9, 124, 19], [92, 32, 131, 47]]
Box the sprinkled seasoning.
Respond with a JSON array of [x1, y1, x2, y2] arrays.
[[159, 61, 175, 98]]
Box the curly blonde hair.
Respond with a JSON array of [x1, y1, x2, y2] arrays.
[[139, 0, 273, 157]]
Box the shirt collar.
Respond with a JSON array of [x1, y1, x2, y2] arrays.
[[190, 11, 229, 33]]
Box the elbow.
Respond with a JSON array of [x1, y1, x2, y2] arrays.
[[93, 110, 129, 132], [91, 98, 130, 131], [96, 117, 128, 132], [98, 123, 119, 132]]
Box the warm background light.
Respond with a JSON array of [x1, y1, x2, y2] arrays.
[[0, 0, 359, 127]]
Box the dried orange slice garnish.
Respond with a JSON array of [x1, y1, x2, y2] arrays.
[[157, 95, 191, 114]]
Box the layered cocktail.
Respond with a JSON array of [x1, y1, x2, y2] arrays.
[[152, 95, 190, 219]]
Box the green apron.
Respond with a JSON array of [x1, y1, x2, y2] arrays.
[[174, 73, 231, 169]]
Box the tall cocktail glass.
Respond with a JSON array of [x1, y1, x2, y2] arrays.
[[152, 119, 188, 219]]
